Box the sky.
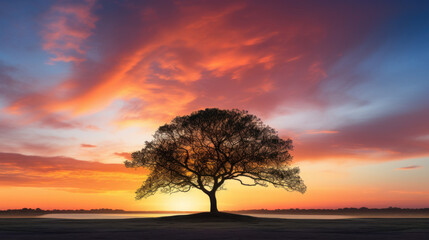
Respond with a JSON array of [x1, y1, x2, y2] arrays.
[[0, 0, 428, 211]]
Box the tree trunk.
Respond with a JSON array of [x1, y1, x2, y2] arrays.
[[209, 192, 218, 213]]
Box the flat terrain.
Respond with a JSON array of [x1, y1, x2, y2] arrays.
[[0, 213, 428, 240]]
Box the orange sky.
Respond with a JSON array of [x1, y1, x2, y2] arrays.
[[0, 0, 428, 211]]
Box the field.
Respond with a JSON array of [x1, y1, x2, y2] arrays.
[[0, 213, 428, 240]]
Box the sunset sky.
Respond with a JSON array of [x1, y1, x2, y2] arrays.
[[1, 0, 428, 211]]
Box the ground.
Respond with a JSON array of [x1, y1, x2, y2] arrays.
[[0, 213, 428, 239]]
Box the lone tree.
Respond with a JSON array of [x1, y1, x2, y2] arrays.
[[125, 108, 306, 213]]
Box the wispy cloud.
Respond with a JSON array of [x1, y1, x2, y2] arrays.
[[81, 144, 96, 148], [396, 165, 423, 170], [114, 152, 132, 160], [305, 130, 339, 135], [42, 0, 97, 63], [0, 152, 145, 191], [2, 0, 429, 164], [390, 190, 429, 195]]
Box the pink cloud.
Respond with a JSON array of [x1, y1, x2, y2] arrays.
[[0, 152, 145, 191], [396, 165, 423, 171], [5, 1, 424, 164], [0, 63, 29, 101], [81, 144, 96, 148], [305, 130, 339, 135], [42, 0, 97, 63], [9, 1, 382, 121], [294, 108, 429, 162], [113, 152, 132, 161]]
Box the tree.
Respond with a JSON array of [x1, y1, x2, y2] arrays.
[[125, 108, 306, 213]]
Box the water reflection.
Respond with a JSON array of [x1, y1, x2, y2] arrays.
[[40, 213, 186, 219], [39, 213, 353, 219], [246, 214, 353, 219]]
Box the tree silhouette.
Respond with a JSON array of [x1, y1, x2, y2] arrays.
[[125, 108, 306, 213]]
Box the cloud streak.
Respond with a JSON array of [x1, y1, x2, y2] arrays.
[[8, 1, 384, 119], [42, 0, 97, 63], [81, 144, 96, 148], [396, 165, 423, 171], [0, 152, 145, 191], [2, 0, 429, 164], [114, 152, 132, 161]]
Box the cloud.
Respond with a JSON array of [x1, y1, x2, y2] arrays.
[[3, 0, 429, 165], [0, 63, 19, 100], [42, 0, 97, 63], [39, 115, 100, 130], [396, 165, 423, 171], [294, 107, 429, 162], [389, 190, 429, 195], [113, 152, 132, 161], [305, 130, 339, 135], [7, 0, 385, 121], [81, 144, 96, 148], [0, 62, 32, 104], [0, 152, 146, 191]]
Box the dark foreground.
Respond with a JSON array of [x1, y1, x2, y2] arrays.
[[1, 213, 428, 240]]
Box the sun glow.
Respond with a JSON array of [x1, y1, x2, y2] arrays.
[[163, 193, 207, 212]]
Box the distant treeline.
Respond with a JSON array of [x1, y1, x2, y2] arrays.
[[2, 207, 429, 216], [232, 207, 429, 215], [0, 208, 125, 216]]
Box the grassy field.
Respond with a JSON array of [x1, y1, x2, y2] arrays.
[[0, 213, 428, 239]]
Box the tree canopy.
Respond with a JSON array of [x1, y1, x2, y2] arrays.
[[125, 108, 306, 212]]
